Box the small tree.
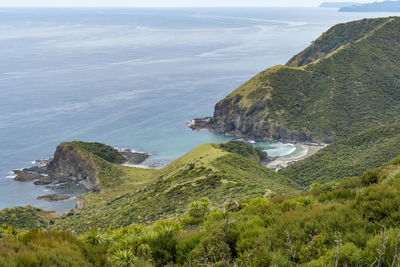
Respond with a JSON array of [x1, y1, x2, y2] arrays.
[[112, 249, 136, 266], [188, 198, 210, 218]]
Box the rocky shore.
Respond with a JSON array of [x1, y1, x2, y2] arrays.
[[190, 116, 317, 142], [13, 144, 151, 202]]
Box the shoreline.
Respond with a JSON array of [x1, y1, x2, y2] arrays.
[[265, 143, 327, 171]]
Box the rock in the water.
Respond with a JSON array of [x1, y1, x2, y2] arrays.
[[190, 117, 213, 131], [34, 176, 53, 185], [37, 194, 70, 202], [23, 166, 48, 174], [119, 150, 150, 165], [13, 170, 45, 181]]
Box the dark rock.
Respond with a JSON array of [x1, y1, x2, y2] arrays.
[[119, 150, 150, 165], [190, 117, 214, 130], [23, 166, 48, 174], [46, 144, 100, 192], [34, 176, 53, 185], [37, 194, 70, 202], [13, 170, 45, 182]]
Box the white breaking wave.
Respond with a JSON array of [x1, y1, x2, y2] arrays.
[[5, 171, 16, 179], [265, 143, 297, 158]]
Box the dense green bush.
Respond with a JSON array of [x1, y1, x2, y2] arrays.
[[0, 228, 108, 266], [70, 141, 123, 163], [218, 141, 268, 162]]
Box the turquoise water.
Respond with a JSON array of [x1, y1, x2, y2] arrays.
[[0, 8, 397, 213]]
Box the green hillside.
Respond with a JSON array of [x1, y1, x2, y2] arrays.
[[3, 16, 400, 266], [0, 206, 57, 230], [208, 17, 400, 142], [50, 141, 298, 233], [281, 123, 400, 186], [3, 156, 400, 266]]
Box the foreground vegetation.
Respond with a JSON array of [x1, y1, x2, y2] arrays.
[[2, 156, 400, 266]]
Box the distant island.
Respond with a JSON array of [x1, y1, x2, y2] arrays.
[[319, 2, 360, 8], [339, 0, 400, 12]]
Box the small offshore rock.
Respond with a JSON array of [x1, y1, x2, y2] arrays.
[[34, 176, 53, 185], [190, 117, 213, 130], [13, 170, 45, 181], [37, 194, 70, 202]]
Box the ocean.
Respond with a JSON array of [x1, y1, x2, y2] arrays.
[[0, 7, 397, 213]]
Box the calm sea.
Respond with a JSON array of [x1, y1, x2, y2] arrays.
[[0, 7, 397, 213]]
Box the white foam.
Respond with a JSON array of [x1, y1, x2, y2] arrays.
[[265, 143, 297, 157], [5, 175, 16, 179], [115, 147, 136, 153], [283, 145, 308, 160], [122, 163, 156, 169], [5, 171, 16, 179]]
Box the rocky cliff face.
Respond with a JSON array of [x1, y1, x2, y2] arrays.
[[210, 97, 313, 141], [193, 17, 400, 142], [47, 143, 100, 192]]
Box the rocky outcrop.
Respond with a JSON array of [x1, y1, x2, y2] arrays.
[[211, 100, 313, 141], [192, 104, 313, 142], [14, 170, 45, 181], [37, 194, 71, 202], [76, 196, 86, 209], [46, 143, 100, 192], [118, 149, 150, 166], [13, 141, 152, 201], [33, 177, 52, 185]]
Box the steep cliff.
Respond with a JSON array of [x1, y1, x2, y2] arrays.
[[202, 17, 400, 142], [47, 143, 100, 192]]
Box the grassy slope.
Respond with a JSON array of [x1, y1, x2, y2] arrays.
[[3, 156, 400, 266], [51, 143, 299, 233], [213, 17, 400, 142], [0, 230, 108, 266], [0, 206, 57, 230], [281, 123, 400, 187], [286, 18, 388, 67]]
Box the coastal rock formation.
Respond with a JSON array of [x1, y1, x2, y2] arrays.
[[46, 143, 100, 192], [14, 170, 45, 182], [192, 18, 400, 142], [37, 194, 71, 202], [13, 141, 151, 199]]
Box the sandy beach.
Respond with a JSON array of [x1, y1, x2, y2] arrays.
[[266, 143, 327, 171]]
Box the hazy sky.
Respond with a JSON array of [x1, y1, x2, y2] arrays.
[[0, 0, 374, 8]]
